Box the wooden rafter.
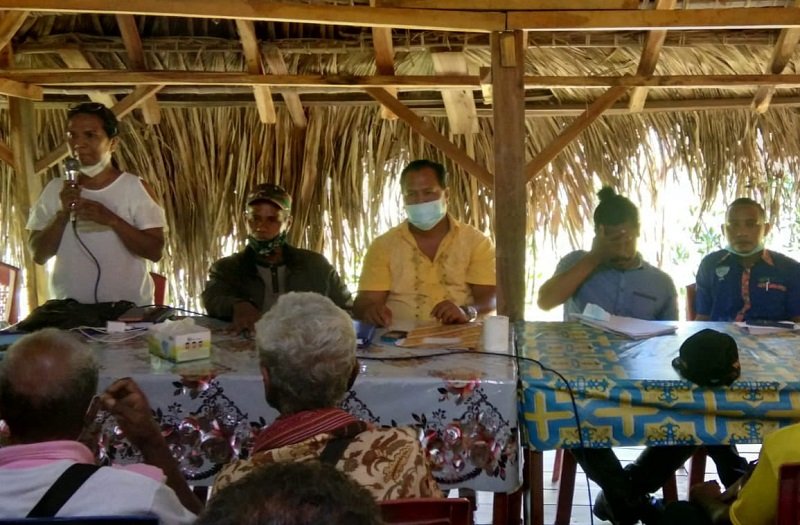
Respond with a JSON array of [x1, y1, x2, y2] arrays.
[[34, 85, 163, 174], [58, 48, 117, 107], [14, 70, 800, 90], [365, 87, 492, 186], [381, 0, 637, 9], [752, 0, 800, 113], [263, 47, 306, 128], [235, 20, 276, 124], [628, 0, 676, 112], [0, 77, 41, 99], [116, 14, 161, 124], [431, 51, 478, 135], [0, 11, 27, 51], [0, 1, 505, 32], [525, 87, 629, 182], [371, 0, 397, 120], [508, 7, 800, 31]]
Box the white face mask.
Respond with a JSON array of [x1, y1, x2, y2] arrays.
[[725, 242, 765, 258], [78, 151, 112, 178], [405, 197, 447, 231]]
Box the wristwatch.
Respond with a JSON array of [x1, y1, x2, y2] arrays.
[[460, 305, 478, 322]]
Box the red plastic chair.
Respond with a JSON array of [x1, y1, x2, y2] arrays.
[[778, 463, 800, 525], [149, 272, 167, 306], [379, 498, 472, 525], [0, 261, 20, 325], [686, 283, 697, 321]]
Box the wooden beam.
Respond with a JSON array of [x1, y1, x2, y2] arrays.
[[0, 11, 27, 51], [431, 52, 479, 135], [520, 74, 800, 88], [34, 85, 163, 174], [365, 87, 492, 186], [752, 0, 800, 113], [235, 20, 276, 124], [371, 0, 398, 120], [57, 48, 117, 107], [509, 7, 800, 31], [525, 86, 629, 182], [18, 69, 800, 90], [0, 1, 505, 32], [381, 0, 637, 9], [9, 96, 48, 307], [491, 31, 527, 323], [116, 14, 161, 124], [0, 70, 482, 87], [263, 46, 307, 128], [628, 0, 676, 112], [0, 77, 41, 99]]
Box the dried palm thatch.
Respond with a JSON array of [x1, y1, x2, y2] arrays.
[[2, 13, 800, 311]]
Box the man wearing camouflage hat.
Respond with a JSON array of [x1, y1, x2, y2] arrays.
[[202, 183, 352, 334]]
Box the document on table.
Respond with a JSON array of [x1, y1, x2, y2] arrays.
[[571, 313, 677, 340], [736, 321, 799, 335]]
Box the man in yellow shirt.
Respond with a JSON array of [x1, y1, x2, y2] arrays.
[[354, 159, 496, 327], [664, 422, 800, 524]]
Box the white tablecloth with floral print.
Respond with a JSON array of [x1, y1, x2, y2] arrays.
[[93, 327, 520, 493]]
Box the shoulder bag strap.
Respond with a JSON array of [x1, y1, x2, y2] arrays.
[[27, 463, 101, 518]]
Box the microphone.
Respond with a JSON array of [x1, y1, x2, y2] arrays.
[[64, 157, 80, 222]]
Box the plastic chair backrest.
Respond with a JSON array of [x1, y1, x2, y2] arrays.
[[685, 283, 697, 321], [379, 498, 472, 525], [0, 518, 158, 524], [149, 272, 167, 306], [0, 262, 20, 325], [778, 463, 800, 525]]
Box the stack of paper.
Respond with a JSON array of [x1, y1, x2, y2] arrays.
[[571, 313, 677, 340]]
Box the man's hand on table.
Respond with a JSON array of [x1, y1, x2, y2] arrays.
[[362, 303, 393, 328], [431, 300, 468, 324], [229, 301, 261, 335]]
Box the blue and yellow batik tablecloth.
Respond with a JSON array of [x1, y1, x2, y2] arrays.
[[518, 321, 800, 451]]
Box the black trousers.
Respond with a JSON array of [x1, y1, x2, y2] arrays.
[[705, 444, 749, 487], [572, 445, 697, 518]]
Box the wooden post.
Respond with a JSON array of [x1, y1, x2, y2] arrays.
[[491, 31, 526, 322], [9, 96, 47, 307]]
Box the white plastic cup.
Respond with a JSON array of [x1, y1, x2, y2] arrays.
[[482, 315, 510, 353]]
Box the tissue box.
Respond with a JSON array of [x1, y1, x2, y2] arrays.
[[148, 325, 211, 362]]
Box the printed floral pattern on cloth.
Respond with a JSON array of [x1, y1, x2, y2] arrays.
[[212, 426, 443, 500]]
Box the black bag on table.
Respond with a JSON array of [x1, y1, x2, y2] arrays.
[[15, 299, 135, 332]]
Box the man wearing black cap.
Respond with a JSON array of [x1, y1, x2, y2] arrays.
[[201, 183, 352, 333]]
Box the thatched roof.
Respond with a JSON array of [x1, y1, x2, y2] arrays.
[[2, 2, 800, 310]]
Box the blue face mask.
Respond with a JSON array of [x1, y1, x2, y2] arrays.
[[406, 198, 447, 231], [725, 242, 764, 258]]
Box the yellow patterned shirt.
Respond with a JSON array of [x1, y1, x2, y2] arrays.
[[213, 426, 443, 501], [358, 216, 496, 323]]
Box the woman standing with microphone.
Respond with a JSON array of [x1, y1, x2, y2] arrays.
[[26, 102, 166, 306]]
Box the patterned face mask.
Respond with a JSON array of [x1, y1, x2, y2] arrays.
[[247, 231, 287, 257]]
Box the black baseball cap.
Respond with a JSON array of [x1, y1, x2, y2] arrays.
[[672, 329, 741, 387]]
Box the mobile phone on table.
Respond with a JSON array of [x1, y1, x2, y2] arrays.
[[381, 330, 408, 343]]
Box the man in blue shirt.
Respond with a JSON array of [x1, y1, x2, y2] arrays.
[[693, 197, 800, 491], [539, 188, 690, 525], [696, 197, 800, 323], [539, 189, 678, 321]]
